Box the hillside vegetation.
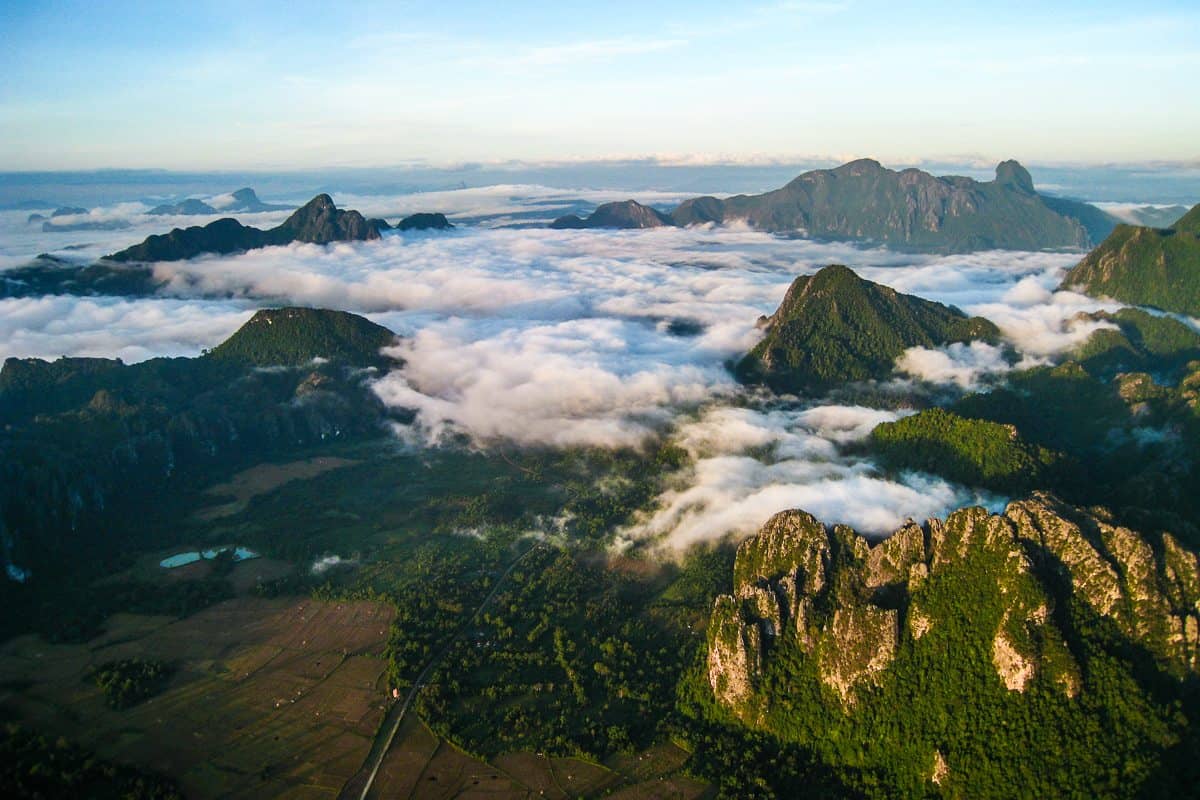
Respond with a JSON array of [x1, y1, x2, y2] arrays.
[[737, 265, 998, 394], [1062, 203, 1200, 315]]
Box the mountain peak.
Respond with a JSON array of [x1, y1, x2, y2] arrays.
[[276, 194, 383, 244], [995, 159, 1035, 192], [737, 264, 998, 393], [550, 199, 674, 230], [296, 194, 336, 213], [836, 158, 886, 175], [231, 187, 259, 204], [207, 307, 398, 367]]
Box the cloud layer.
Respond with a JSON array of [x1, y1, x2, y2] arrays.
[[0, 184, 1132, 553], [621, 405, 999, 551]]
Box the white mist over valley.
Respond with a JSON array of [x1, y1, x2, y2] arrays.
[[0, 180, 1137, 546]]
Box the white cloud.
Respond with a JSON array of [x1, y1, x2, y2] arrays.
[[969, 290, 1120, 358], [0, 295, 252, 363], [0, 183, 1129, 558], [895, 341, 1013, 390], [621, 405, 999, 552], [373, 318, 735, 448]]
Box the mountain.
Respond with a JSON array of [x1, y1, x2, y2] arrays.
[[0, 255, 160, 298], [223, 187, 293, 213], [870, 407, 1067, 493], [105, 194, 388, 262], [0, 308, 400, 594], [105, 217, 268, 262], [736, 264, 999, 393], [207, 307, 398, 367], [703, 495, 1199, 797], [1109, 204, 1192, 229], [394, 212, 454, 231], [550, 200, 675, 230], [269, 193, 386, 245], [670, 159, 1114, 252], [41, 219, 131, 232], [1060, 203, 1200, 315], [1073, 307, 1200, 378], [148, 198, 218, 216], [147, 188, 292, 216]]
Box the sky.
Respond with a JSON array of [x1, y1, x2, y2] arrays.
[[2, 0, 1198, 170]]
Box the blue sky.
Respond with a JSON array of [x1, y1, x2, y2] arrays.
[[2, 0, 1198, 170]]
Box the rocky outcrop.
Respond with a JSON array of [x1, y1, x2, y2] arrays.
[[551, 200, 675, 230], [707, 494, 1200, 716]]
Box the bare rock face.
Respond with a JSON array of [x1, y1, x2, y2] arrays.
[[706, 494, 1200, 718], [709, 509, 905, 709], [707, 595, 762, 708]]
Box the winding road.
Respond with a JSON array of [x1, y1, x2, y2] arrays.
[[338, 542, 544, 800]]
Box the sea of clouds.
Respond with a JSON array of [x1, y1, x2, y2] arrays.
[[0, 184, 1129, 549]]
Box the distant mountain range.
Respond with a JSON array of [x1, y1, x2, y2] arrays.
[[552, 159, 1119, 253], [106, 194, 390, 262], [736, 264, 999, 393], [1061, 203, 1200, 315], [551, 200, 673, 230], [1106, 204, 1192, 228], [148, 187, 293, 216]]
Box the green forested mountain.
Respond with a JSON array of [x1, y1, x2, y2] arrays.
[[862, 313, 1200, 547], [697, 497, 1200, 798], [670, 159, 1113, 252], [1061, 203, 1200, 315], [0, 308, 400, 614], [869, 408, 1066, 493], [1074, 307, 1200, 378], [207, 307, 398, 367], [736, 264, 999, 394]]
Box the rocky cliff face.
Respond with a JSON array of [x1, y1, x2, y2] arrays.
[[708, 494, 1200, 716]]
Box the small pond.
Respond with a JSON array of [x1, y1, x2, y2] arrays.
[[159, 546, 259, 569]]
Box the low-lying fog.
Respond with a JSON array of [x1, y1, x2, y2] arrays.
[[0, 183, 1136, 549]]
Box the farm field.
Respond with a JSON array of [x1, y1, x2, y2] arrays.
[[0, 597, 395, 799]]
